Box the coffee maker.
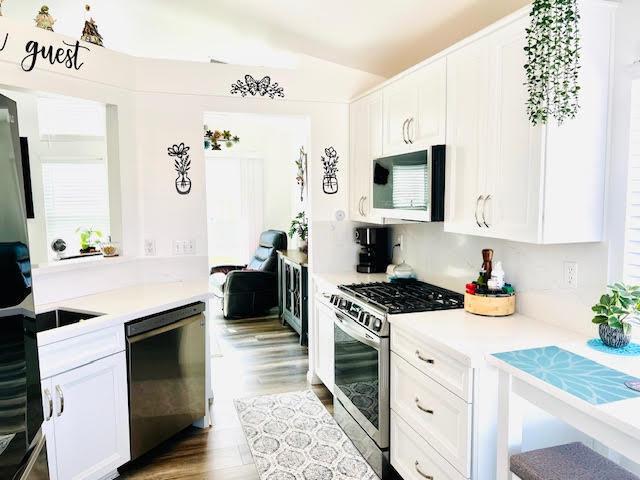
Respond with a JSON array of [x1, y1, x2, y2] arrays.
[[355, 227, 391, 273]]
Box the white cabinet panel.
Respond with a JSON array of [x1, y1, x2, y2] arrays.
[[391, 411, 467, 480], [444, 38, 490, 235], [350, 91, 383, 223], [41, 378, 58, 480], [383, 58, 446, 156], [315, 299, 335, 392], [51, 352, 130, 480], [391, 353, 472, 477]]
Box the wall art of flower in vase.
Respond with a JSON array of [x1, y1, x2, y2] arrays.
[[321, 147, 339, 195], [168, 143, 192, 195]]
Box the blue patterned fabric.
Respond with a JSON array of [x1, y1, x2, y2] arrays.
[[586, 339, 640, 357], [493, 346, 640, 405]]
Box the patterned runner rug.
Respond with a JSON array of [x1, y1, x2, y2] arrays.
[[234, 390, 378, 480]]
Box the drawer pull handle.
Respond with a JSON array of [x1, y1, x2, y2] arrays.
[[415, 397, 434, 415], [415, 461, 434, 479], [415, 350, 435, 364]]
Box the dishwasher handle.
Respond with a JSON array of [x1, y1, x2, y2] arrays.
[[127, 313, 204, 344], [126, 302, 205, 337]]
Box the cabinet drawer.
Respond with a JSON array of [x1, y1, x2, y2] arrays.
[[391, 352, 471, 477], [391, 411, 467, 480], [39, 325, 125, 379], [391, 326, 472, 401]]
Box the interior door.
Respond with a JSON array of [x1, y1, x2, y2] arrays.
[[485, 17, 543, 242], [444, 39, 490, 235], [52, 352, 129, 480]]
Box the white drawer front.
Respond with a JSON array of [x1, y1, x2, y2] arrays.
[[39, 325, 125, 379], [391, 352, 472, 477], [391, 326, 472, 401], [391, 411, 467, 480]]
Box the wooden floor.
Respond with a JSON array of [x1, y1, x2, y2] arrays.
[[119, 310, 331, 480]]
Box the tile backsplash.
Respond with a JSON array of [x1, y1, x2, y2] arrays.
[[391, 223, 610, 336]]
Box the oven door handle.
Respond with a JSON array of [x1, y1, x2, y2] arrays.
[[334, 312, 380, 349]]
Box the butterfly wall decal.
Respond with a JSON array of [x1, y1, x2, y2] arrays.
[[230, 74, 285, 99]]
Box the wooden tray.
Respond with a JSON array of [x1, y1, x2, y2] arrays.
[[464, 293, 516, 317]]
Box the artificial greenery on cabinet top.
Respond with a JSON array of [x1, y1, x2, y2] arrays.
[[524, 0, 581, 126]]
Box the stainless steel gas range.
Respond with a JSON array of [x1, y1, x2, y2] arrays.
[[329, 280, 464, 479]]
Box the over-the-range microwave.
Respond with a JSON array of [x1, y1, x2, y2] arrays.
[[372, 145, 445, 222]]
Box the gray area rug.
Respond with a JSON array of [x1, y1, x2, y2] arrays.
[[234, 390, 378, 480]]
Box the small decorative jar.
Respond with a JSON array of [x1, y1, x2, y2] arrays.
[[599, 323, 632, 349]]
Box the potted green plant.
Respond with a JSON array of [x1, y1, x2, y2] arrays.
[[288, 212, 308, 253], [591, 283, 640, 348], [76, 227, 103, 254]]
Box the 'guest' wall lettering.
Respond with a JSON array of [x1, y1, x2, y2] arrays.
[[21, 40, 90, 72], [0, 33, 8, 51]]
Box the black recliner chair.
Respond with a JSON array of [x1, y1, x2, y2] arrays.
[[211, 230, 287, 319]]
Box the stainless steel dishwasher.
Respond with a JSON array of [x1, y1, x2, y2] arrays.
[[125, 302, 206, 460]]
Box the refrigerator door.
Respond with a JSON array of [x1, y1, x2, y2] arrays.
[[0, 94, 49, 479]]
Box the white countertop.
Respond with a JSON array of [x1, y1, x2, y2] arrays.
[[36, 280, 215, 346], [314, 271, 389, 289], [388, 309, 585, 367]]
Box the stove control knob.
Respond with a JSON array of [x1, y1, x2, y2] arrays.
[[359, 312, 370, 325], [372, 318, 383, 332]]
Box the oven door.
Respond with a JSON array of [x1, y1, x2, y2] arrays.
[[333, 310, 389, 449]]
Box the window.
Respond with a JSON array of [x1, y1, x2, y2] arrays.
[[42, 160, 110, 256], [623, 79, 640, 283], [392, 163, 428, 209]]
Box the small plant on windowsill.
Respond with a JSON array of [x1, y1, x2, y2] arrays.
[[288, 212, 308, 253], [592, 283, 640, 348], [76, 227, 103, 254]]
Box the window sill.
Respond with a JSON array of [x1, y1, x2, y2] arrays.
[[32, 255, 134, 277]]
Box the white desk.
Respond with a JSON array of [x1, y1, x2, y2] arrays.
[[487, 341, 640, 479]]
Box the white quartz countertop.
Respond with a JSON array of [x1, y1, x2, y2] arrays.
[[36, 280, 215, 346], [389, 309, 585, 367], [314, 271, 389, 289]]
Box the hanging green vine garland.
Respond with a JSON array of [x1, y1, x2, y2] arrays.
[[524, 0, 581, 126]]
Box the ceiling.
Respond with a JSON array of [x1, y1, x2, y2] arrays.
[[4, 0, 531, 77]]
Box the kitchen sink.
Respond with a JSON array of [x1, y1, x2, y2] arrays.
[[35, 309, 104, 332]]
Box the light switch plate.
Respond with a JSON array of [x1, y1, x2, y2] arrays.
[[144, 239, 156, 256]]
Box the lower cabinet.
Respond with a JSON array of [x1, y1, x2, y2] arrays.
[[278, 251, 308, 346], [42, 351, 130, 480], [314, 298, 335, 392]]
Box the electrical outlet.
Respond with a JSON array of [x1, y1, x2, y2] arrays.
[[564, 261, 578, 289], [144, 239, 156, 256]]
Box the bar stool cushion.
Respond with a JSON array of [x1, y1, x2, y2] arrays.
[[510, 442, 639, 480]]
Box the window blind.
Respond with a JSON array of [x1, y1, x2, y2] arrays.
[[624, 80, 640, 284], [42, 161, 110, 256], [392, 163, 428, 209], [37, 97, 106, 138]]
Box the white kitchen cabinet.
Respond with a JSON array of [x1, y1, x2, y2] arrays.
[[445, 2, 614, 243], [350, 91, 383, 223], [314, 298, 335, 392], [43, 351, 130, 480], [383, 58, 446, 156]]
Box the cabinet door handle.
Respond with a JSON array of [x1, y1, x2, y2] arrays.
[[359, 196, 365, 216], [414, 461, 434, 479], [415, 397, 434, 414], [415, 350, 435, 364], [475, 195, 484, 227], [55, 385, 64, 417], [482, 194, 491, 228], [43, 389, 53, 421], [407, 118, 414, 144], [402, 119, 409, 144], [362, 196, 367, 216]]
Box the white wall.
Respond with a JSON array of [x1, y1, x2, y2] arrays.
[[0, 16, 382, 304]]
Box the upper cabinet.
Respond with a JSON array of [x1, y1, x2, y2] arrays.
[[350, 91, 383, 223], [444, 1, 614, 243], [382, 58, 447, 156]]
